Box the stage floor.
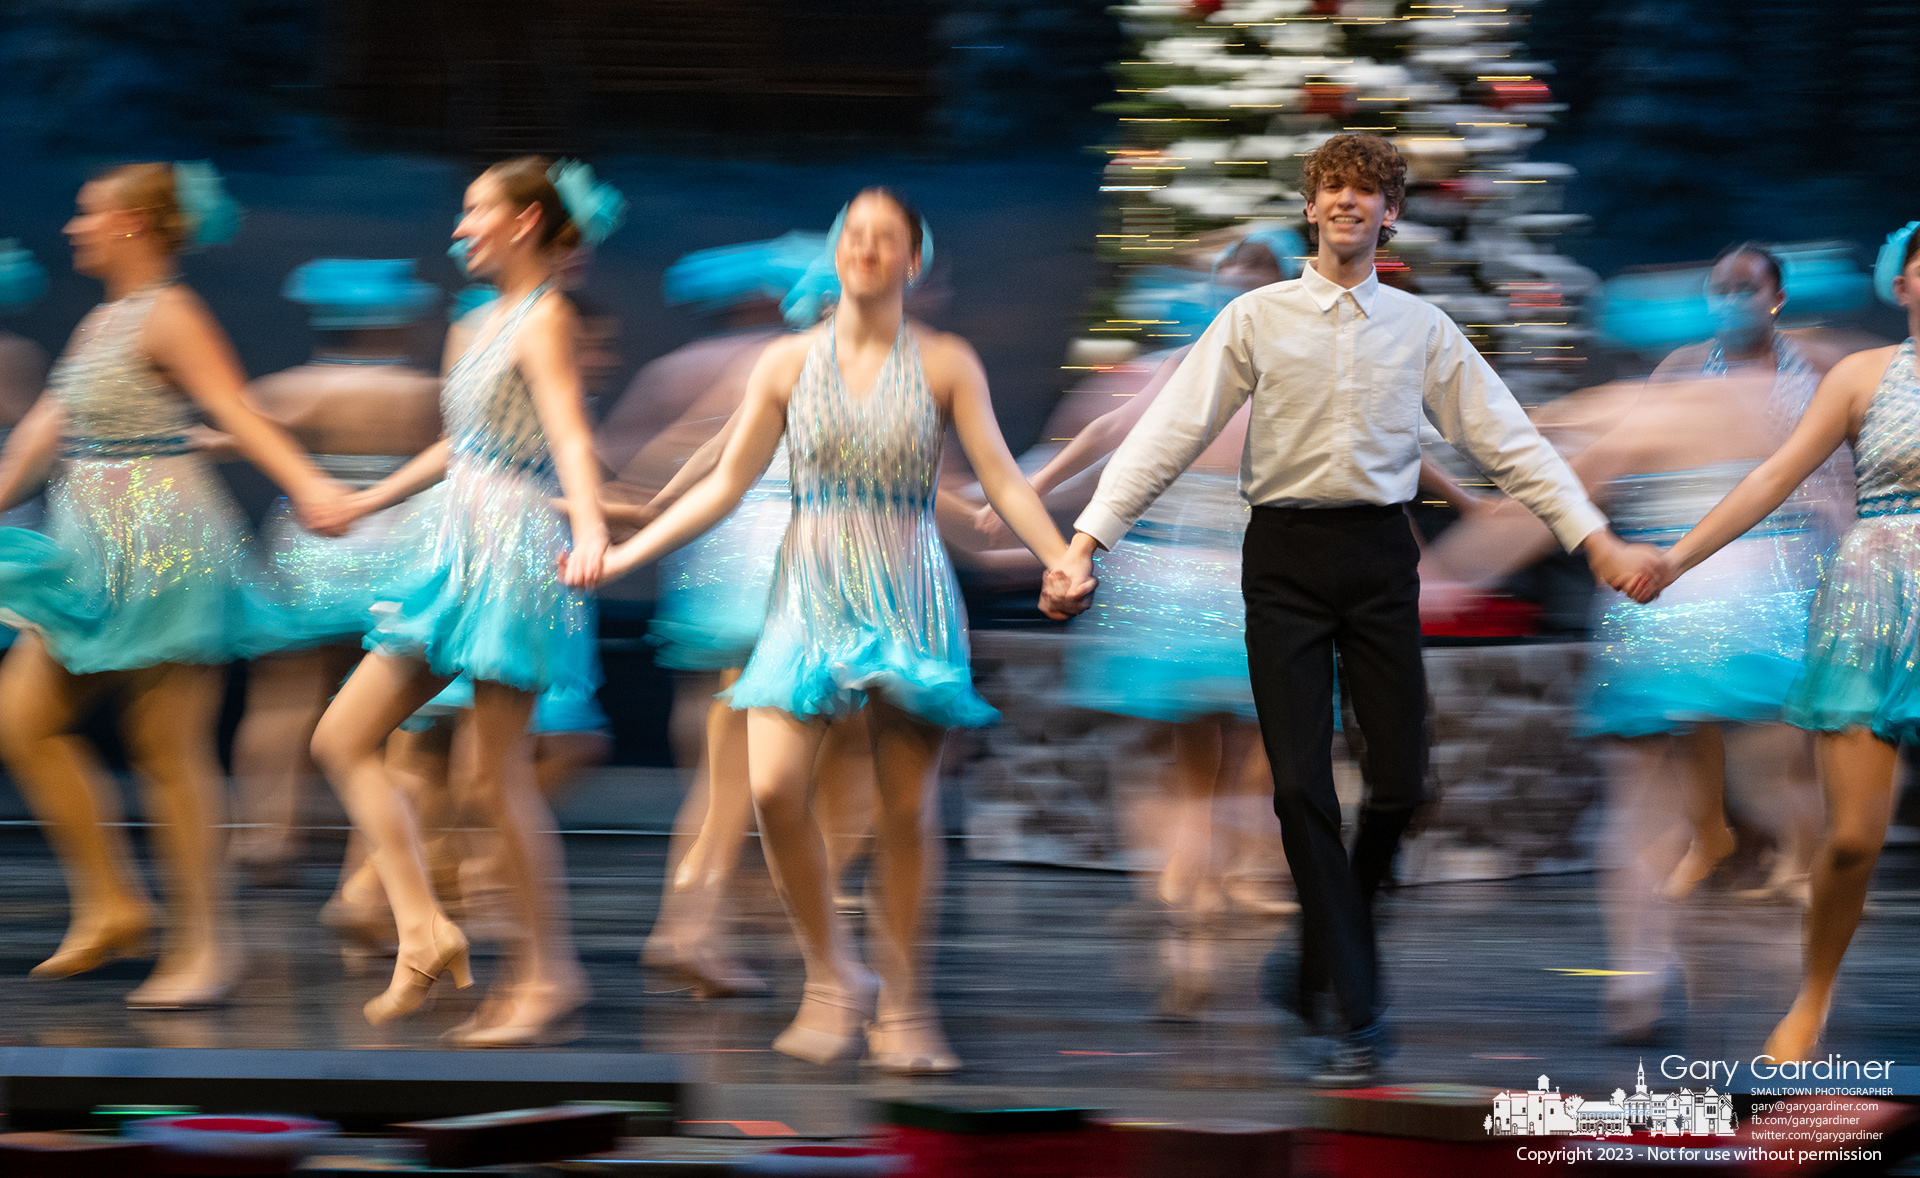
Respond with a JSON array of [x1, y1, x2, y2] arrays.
[[0, 826, 1916, 1134]]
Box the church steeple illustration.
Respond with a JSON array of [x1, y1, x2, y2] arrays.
[[1636, 1059, 1648, 1096]]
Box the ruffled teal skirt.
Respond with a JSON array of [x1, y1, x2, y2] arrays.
[[369, 455, 598, 698], [255, 489, 436, 646], [1582, 528, 1819, 738], [725, 503, 995, 728], [648, 461, 789, 671], [0, 454, 296, 673], [1784, 515, 1920, 742], [1065, 474, 1256, 723]]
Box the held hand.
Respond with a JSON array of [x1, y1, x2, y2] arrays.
[[1038, 534, 1099, 620], [294, 480, 358, 538], [1619, 551, 1677, 605], [1584, 529, 1670, 602], [972, 502, 1011, 546], [560, 526, 608, 591]]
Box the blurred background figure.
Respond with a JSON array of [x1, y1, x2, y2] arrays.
[[594, 230, 878, 999], [0, 240, 50, 536], [224, 258, 443, 888], [1423, 239, 1862, 1038], [0, 163, 346, 1008]]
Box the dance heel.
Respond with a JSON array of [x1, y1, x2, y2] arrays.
[[452, 979, 589, 1048], [864, 1012, 961, 1074], [641, 942, 767, 999], [1659, 828, 1736, 900], [772, 974, 879, 1065], [363, 917, 472, 1027], [31, 913, 155, 979]]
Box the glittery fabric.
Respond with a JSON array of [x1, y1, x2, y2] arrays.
[[1786, 339, 1920, 741], [1703, 333, 1849, 540], [1067, 472, 1257, 721], [368, 284, 598, 697], [1583, 461, 1820, 737], [0, 282, 277, 672], [649, 444, 790, 670], [256, 454, 435, 644], [725, 324, 995, 727]]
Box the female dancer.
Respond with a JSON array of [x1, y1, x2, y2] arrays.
[[1424, 360, 1828, 1040], [617, 232, 875, 997], [0, 163, 348, 1007], [602, 189, 1088, 1071], [1622, 221, 1920, 1061], [309, 156, 617, 1043], [225, 258, 444, 886]]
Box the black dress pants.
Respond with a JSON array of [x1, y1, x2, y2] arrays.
[[1243, 503, 1427, 1032]]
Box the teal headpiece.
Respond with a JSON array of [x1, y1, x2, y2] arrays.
[[1874, 222, 1920, 306], [172, 161, 242, 250], [1218, 222, 1306, 281], [450, 284, 499, 322], [283, 258, 440, 329], [0, 240, 48, 315], [779, 201, 936, 330], [664, 231, 828, 314], [546, 159, 627, 248]]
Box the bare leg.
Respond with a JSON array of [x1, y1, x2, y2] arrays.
[[310, 652, 469, 1023], [1219, 729, 1297, 915], [1164, 716, 1230, 909], [815, 709, 877, 893], [1662, 724, 1737, 899], [862, 698, 957, 1073], [1600, 735, 1689, 1039], [645, 670, 765, 996], [451, 681, 586, 1046], [118, 662, 241, 1007], [1762, 729, 1898, 1062], [1727, 724, 1819, 904], [746, 705, 871, 1062], [228, 645, 357, 878], [533, 731, 611, 799], [0, 635, 154, 976]]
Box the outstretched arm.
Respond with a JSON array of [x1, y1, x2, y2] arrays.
[[1629, 353, 1866, 600], [145, 287, 349, 534], [601, 340, 796, 581], [519, 295, 608, 590], [939, 335, 1091, 619]]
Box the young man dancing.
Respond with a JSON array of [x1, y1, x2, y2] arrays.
[[1055, 135, 1658, 1085]]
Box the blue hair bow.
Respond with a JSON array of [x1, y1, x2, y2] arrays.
[[547, 159, 627, 249], [1874, 222, 1919, 306], [172, 161, 242, 250], [663, 231, 827, 313], [0, 240, 48, 315], [778, 201, 934, 329]]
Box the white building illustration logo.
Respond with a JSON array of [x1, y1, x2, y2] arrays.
[[1486, 1060, 1736, 1138]]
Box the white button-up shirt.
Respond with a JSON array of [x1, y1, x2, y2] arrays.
[[1075, 263, 1607, 552]]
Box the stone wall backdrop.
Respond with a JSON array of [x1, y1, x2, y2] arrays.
[[953, 632, 1604, 886]]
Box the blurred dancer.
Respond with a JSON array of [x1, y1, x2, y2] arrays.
[[1056, 135, 1652, 1085], [1425, 359, 1830, 1039], [1624, 221, 1920, 1063], [309, 156, 620, 1042], [0, 163, 348, 1007], [225, 259, 443, 886], [603, 189, 1089, 1072], [0, 241, 50, 541], [607, 233, 876, 998]]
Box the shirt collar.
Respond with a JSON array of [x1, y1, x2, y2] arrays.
[[1301, 261, 1381, 316]]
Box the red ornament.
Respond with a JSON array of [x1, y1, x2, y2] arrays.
[[1302, 83, 1354, 116], [1192, 0, 1225, 14], [1311, 0, 1342, 13]]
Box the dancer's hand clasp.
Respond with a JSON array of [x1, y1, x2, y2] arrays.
[[1039, 536, 1098, 620], [296, 480, 359, 538]]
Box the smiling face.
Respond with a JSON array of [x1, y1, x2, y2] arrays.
[[1305, 175, 1395, 260], [453, 174, 538, 280], [834, 192, 919, 302], [64, 180, 141, 278]]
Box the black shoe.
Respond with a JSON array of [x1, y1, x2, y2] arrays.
[[1311, 1022, 1382, 1088]]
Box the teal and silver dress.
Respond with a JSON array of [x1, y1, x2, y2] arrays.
[[369, 284, 598, 697], [725, 323, 995, 727], [0, 280, 275, 671], [649, 442, 791, 671], [1786, 339, 1920, 741]]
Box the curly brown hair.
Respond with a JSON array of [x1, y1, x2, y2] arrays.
[[1300, 134, 1407, 248]]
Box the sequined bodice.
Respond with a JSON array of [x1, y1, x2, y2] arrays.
[[1852, 341, 1920, 518], [51, 282, 195, 457], [1702, 333, 1821, 440], [1610, 461, 1811, 543], [443, 284, 553, 479], [787, 323, 939, 513]]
